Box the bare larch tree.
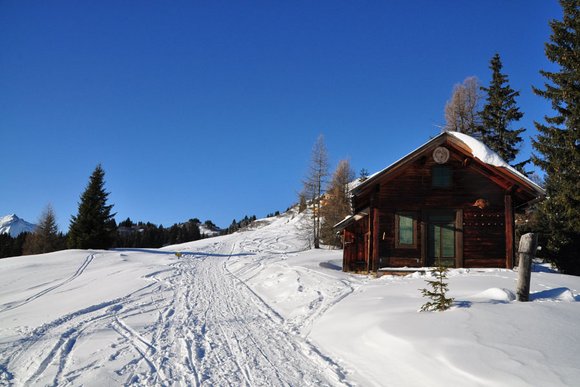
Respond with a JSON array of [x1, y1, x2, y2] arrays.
[[303, 135, 329, 249], [320, 159, 355, 246], [444, 76, 483, 136]]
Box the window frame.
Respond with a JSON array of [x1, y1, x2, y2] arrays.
[[395, 212, 418, 249], [431, 165, 453, 188]]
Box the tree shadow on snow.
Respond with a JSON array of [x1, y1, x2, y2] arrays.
[[452, 299, 513, 309], [530, 287, 579, 302], [454, 287, 579, 307], [532, 263, 558, 273], [453, 300, 473, 308], [319, 261, 342, 271]]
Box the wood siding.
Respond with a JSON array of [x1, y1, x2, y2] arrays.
[[343, 216, 370, 272], [356, 150, 509, 269]]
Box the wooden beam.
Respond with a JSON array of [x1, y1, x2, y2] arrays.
[[342, 229, 348, 272], [505, 193, 514, 269], [455, 209, 464, 268], [372, 208, 380, 272], [366, 186, 380, 273], [420, 211, 426, 267]]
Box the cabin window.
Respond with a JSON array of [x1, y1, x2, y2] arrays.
[[432, 165, 452, 188], [395, 212, 417, 248]]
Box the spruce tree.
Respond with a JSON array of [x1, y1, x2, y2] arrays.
[[532, 0, 580, 274], [23, 204, 61, 255], [68, 164, 116, 249], [480, 53, 525, 165], [419, 263, 454, 312]]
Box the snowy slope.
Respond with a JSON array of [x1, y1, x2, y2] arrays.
[[0, 214, 36, 237], [198, 223, 220, 237], [0, 209, 579, 386]]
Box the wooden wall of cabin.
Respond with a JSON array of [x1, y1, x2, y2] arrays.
[[343, 217, 370, 272], [370, 154, 509, 268], [463, 208, 505, 267], [377, 211, 423, 267]]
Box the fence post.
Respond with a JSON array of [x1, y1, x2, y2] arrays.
[[516, 233, 538, 302]]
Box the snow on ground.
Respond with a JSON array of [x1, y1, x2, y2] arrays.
[[0, 208, 579, 386]]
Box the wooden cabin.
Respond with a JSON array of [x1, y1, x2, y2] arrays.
[[335, 132, 545, 273]]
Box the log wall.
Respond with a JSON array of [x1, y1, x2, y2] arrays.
[[361, 153, 509, 268]]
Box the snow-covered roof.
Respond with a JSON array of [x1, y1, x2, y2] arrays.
[[334, 208, 370, 230], [448, 132, 545, 195], [352, 131, 545, 198], [448, 132, 510, 167]]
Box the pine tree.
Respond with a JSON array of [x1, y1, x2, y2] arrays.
[[532, 0, 580, 275], [23, 204, 61, 255], [480, 53, 525, 165], [68, 164, 116, 249]]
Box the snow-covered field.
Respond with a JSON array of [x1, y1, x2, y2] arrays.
[[1, 209, 579, 386]]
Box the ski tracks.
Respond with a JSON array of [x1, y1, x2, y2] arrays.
[[0, 253, 95, 314], [1, 239, 353, 386]]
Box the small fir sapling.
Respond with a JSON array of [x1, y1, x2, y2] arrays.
[[419, 257, 454, 312]]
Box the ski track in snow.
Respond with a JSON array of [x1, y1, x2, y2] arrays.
[[0, 218, 354, 386], [0, 253, 95, 314]]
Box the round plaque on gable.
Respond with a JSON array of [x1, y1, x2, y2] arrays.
[[433, 146, 450, 164]]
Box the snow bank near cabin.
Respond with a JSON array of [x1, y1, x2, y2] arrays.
[[310, 269, 580, 387]]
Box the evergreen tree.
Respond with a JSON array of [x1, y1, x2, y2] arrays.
[[480, 53, 525, 165], [23, 204, 61, 255], [68, 164, 116, 249], [119, 217, 134, 227], [0, 233, 15, 258], [532, 0, 580, 275], [359, 168, 369, 181], [419, 263, 454, 312]]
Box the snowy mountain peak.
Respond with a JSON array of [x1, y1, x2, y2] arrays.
[[0, 214, 37, 237]]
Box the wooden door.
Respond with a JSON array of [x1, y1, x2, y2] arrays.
[[427, 211, 457, 267]]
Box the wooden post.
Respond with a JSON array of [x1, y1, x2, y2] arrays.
[[516, 233, 538, 302], [342, 229, 348, 272], [504, 193, 514, 269], [368, 185, 380, 273], [372, 208, 380, 272]]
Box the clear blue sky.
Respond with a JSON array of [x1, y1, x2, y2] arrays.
[[0, 1, 561, 231]]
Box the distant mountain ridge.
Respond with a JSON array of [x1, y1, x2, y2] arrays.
[[0, 214, 37, 237]]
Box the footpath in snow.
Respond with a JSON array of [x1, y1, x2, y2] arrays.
[[1, 209, 579, 386]]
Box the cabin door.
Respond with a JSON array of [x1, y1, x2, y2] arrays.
[[427, 211, 457, 267]]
